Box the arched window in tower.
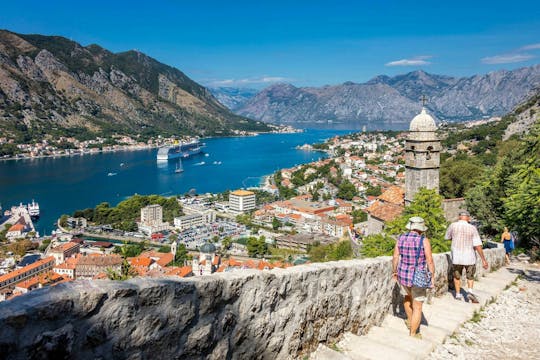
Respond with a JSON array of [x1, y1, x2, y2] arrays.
[[426, 146, 433, 160]]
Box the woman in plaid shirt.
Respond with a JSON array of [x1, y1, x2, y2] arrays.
[[392, 216, 435, 338]]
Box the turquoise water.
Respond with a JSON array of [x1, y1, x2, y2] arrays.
[[0, 129, 353, 233]]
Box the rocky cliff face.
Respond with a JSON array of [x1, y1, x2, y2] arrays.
[[235, 67, 540, 126], [0, 248, 505, 359], [0, 30, 268, 140], [208, 87, 259, 111]]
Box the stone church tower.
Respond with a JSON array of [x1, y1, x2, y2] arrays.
[[405, 107, 441, 204]]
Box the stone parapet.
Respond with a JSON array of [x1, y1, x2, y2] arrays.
[[0, 248, 505, 359]]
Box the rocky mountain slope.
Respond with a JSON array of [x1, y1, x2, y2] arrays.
[[208, 87, 258, 111], [235, 66, 540, 126], [0, 30, 268, 141]]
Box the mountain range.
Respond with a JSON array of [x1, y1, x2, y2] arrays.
[[212, 66, 540, 126], [0, 30, 268, 141]]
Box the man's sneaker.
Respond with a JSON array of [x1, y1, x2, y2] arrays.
[[467, 291, 479, 303], [455, 293, 463, 301]]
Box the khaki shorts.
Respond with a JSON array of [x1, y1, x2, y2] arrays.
[[453, 264, 476, 280], [401, 285, 427, 302]]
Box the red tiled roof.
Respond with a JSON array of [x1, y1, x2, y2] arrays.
[[50, 241, 79, 253], [0, 256, 55, 283], [8, 224, 24, 232], [165, 266, 192, 277], [377, 186, 404, 205], [229, 258, 242, 267], [139, 251, 174, 267], [129, 257, 153, 268], [366, 200, 403, 222]]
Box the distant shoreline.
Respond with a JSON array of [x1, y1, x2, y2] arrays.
[[0, 145, 159, 162], [0, 129, 304, 163]]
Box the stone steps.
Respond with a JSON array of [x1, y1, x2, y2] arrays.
[[310, 266, 517, 360]]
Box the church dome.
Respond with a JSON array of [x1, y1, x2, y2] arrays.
[[410, 107, 436, 132], [200, 242, 216, 254]]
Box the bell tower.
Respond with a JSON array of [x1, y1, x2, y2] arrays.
[[405, 99, 441, 204]]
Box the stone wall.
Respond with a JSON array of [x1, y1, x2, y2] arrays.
[[442, 198, 466, 222], [0, 248, 505, 360]]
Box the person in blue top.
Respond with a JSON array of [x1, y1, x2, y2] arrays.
[[501, 227, 514, 265]]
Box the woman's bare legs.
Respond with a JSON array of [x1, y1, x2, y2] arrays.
[[410, 300, 423, 336]]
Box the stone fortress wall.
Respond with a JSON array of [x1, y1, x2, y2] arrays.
[[0, 248, 505, 360]]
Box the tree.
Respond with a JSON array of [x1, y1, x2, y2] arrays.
[[362, 188, 449, 257], [361, 234, 396, 257], [246, 236, 268, 257], [308, 241, 352, 262], [59, 214, 69, 228], [502, 123, 540, 248], [440, 156, 485, 198], [158, 245, 171, 253], [365, 184, 382, 197], [175, 243, 189, 265], [385, 188, 449, 253], [272, 217, 281, 230], [352, 209, 367, 224], [221, 236, 232, 251], [337, 180, 358, 201]]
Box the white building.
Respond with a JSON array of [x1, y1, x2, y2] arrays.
[[229, 190, 256, 213], [138, 204, 170, 235], [174, 214, 205, 231]]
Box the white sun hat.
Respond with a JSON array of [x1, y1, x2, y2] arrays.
[[405, 216, 428, 232]]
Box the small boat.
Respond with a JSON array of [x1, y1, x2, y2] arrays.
[[175, 161, 183, 173], [194, 162, 205, 166], [107, 172, 117, 176], [205, 153, 210, 157], [120, 163, 125, 167]]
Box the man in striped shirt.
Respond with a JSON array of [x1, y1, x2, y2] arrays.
[[445, 211, 488, 302]]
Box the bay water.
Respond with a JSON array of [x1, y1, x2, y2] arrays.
[[0, 129, 352, 233]]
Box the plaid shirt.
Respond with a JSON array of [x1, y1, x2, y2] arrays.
[[445, 220, 482, 265], [397, 232, 426, 287]]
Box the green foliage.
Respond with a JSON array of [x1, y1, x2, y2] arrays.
[[362, 188, 449, 258], [252, 189, 278, 205], [440, 157, 484, 198], [387, 188, 449, 253], [158, 245, 171, 253], [114, 241, 147, 257], [502, 123, 540, 247], [235, 213, 252, 226], [308, 241, 352, 262], [272, 217, 281, 230], [365, 184, 382, 197], [38, 238, 51, 252], [361, 234, 396, 257], [174, 243, 189, 265], [74, 195, 182, 231], [352, 209, 367, 224], [337, 179, 358, 200], [0, 143, 19, 157], [59, 214, 69, 228], [246, 236, 268, 257]]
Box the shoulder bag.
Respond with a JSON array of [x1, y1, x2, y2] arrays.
[[412, 235, 432, 288]]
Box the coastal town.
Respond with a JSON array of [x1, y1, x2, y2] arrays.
[[0, 125, 418, 301], [0, 124, 300, 160]]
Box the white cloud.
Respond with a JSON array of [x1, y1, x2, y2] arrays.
[[205, 76, 293, 87], [481, 53, 535, 64], [385, 55, 432, 67], [520, 43, 540, 51]]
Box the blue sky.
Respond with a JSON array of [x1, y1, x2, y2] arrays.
[[1, 0, 539, 88]]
